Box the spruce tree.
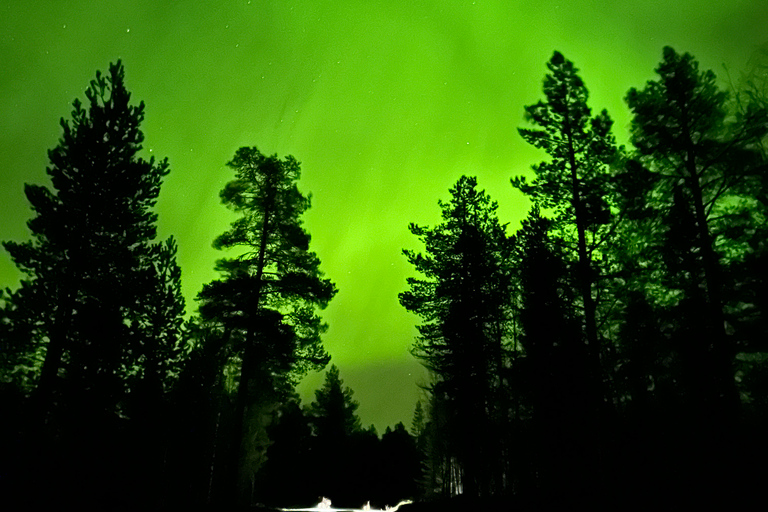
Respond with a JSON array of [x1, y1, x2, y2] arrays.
[[400, 175, 515, 497], [307, 364, 362, 440]]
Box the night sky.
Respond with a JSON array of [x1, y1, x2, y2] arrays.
[[1, 1, 766, 431]]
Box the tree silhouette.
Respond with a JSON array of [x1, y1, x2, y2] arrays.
[[400, 175, 515, 497], [165, 317, 236, 506], [624, 47, 768, 415], [379, 422, 422, 504], [307, 364, 362, 440], [302, 364, 368, 506], [0, 60, 185, 507], [410, 398, 427, 439], [196, 147, 335, 505], [514, 51, 619, 396], [253, 398, 315, 507], [126, 237, 186, 411], [511, 207, 597, 503], [1, 59, 182, 414]]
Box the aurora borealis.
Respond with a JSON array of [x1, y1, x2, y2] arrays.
[[1, 0, 766, 431]]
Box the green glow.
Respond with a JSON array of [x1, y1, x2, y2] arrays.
[[1, 0, 766, 431]]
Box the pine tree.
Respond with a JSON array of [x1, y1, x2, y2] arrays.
[[0, 60, 185, 506], [618, 47, 768, 502], [514, 51, 619, 386], [624, 47, 768, 413], [128, 236, 186, 407], [196, 146, 335, 505]]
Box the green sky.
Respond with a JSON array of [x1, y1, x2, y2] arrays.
[[1, 0, 766, 431]]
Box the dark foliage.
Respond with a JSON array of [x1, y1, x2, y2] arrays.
[[3, 45, 768, 510], [194, 147, 335, 506], [400, 175, 516, 498], [0, 61, 186, 507], [254, 367, 422, 509], [405, 47, 768, 509]]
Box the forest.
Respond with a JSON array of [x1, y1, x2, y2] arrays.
[[1, 46, 768, 510]]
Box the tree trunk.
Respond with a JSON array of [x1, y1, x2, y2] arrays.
[[684, 138, 739, 415], [228, 201, 272, 506], [34, 290, 73, 421]]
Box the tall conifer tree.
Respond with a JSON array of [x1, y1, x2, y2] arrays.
[[400, 175, 515, 497], [514, 51, 619, 386], [197, 146, 335, 505], [0, 61, 185, 507], [2, 61, 182, 418], [624, 47, 768, 413]]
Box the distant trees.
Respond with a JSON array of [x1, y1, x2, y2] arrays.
[[379, 422, 422, 504], [304, 364, 367, 505], [400, 176, 516, 497], [254, 365, 421, 509], [306, 364, 363, 440], [196, 147, 336, 505]]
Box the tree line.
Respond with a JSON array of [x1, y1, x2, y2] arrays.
[[1, 46, 767, 509], [0, 61, 348, 508], [402, 47, 768, 509]]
